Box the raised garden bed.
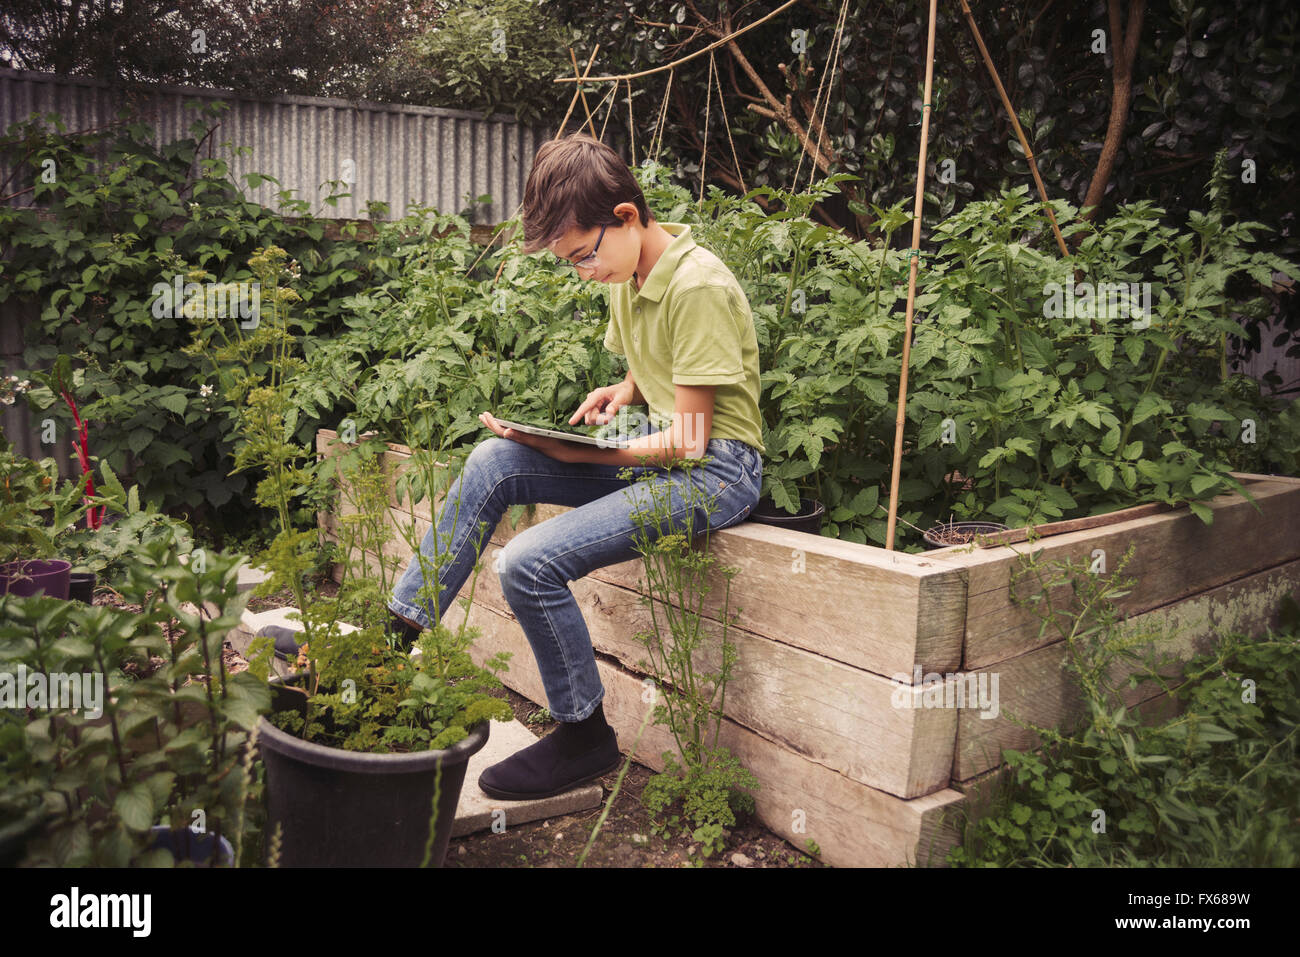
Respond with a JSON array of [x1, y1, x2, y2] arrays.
[[315, 428, 1300, 867]]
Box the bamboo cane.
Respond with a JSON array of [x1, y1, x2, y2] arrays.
[[568, 47, 600, 140], [957, 0, 1069, 258], [884, 0, 940, 551]]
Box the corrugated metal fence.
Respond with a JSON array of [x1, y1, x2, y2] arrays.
[[1, 66, 572, 221]]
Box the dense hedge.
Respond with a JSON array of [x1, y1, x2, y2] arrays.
[[0, 109, 402, 537]]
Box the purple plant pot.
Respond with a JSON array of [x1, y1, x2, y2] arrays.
[[0, 559, 72, 599]]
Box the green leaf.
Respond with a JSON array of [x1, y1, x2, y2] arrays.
[[1020, 329, 1057, 367], [1088, 335, 1115, 370], [157, 392, 188, 415], [1131, 394, 1163, 425], [1123, 337, 1145, 365], [129, 428, 153, 455], [99, 459, 127, 504], [1195, 722, 1237, 743], [1186, 402, 1234, 424], [114, 783, 155, 832]]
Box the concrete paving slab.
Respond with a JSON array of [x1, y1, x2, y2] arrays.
[[235, 562, 273, 594], [452, 718, 606, 837]]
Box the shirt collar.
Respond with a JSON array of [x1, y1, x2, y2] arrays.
[[633, 222, 695, 303]]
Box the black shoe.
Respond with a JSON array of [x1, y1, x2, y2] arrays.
[[477, 724, 621, 800], [256, 624, 305, 661], [386, 609, 423, 650]]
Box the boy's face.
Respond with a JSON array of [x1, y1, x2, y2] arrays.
[[547, 204, 640, 284]]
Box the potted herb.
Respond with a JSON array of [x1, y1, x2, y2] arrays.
[[186, 246, 512, 866], [0, 428, 83, 599], [0, 540, 270, 867], [252, 439, 513, 867]]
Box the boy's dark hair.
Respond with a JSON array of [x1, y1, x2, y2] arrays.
[[520, 132, 652, 255]]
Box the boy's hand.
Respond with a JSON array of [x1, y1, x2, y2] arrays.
[[572, 380, 636, 426]]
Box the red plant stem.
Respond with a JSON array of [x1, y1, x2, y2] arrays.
[[60, 386, 101, 530]]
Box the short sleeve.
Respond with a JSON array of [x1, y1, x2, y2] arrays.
[[604, 316, 623, 355], [667, 285, 746, 385]]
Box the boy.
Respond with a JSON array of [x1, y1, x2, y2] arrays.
[[387, 132, 765, 800]]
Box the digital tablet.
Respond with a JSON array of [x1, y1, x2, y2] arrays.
[[491, 416, 632, 448]]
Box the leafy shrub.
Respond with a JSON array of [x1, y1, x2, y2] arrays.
[[0, 541, 271, 866], [0, 106, 393, 524], [8, 106, 1298, 551], [635, 160, 1300, 543], [945, 544, 1300, 867]]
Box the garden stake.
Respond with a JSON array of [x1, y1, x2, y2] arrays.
[[568, 46, 601, 140], [790, 0, 851, 198], [956, 0, 1069, 259], [885, 0, 939, 551]]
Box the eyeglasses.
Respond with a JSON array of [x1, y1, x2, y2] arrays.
[[556, 223, 608, 272]]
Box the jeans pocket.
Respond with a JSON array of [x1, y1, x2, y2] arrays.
[[710, 449, 760, 528], [746, 451, 763, 496]]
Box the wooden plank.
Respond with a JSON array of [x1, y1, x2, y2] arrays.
[[459, 597, 966, 868], [952, 558, 1300, 780], [971, 501, 1175, 548], [471, 541, 960, 798], [584, 522, 968, 677], [481, 499, 968, 679], [936, 476, 1300, 670]]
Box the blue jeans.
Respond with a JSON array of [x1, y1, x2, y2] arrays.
[[387, 428, 763, 722]]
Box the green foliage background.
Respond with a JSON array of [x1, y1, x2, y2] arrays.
[[4, 113, 1299, 550]]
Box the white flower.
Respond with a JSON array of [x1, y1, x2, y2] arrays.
[[16, 380, 29, 392], [1, 395, 13, 406], [199, 383, 215, 398]]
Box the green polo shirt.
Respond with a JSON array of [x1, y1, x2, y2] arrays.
[[604, 222, 766, 455]]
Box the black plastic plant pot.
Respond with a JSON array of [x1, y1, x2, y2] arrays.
[[0, 559, 71, 599], [68, 571, 96, 605], [922, 521, 1009, 549], [256, 708, 490, 868], [748, 495, 826, 535], [148, 826, 234, 866]]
